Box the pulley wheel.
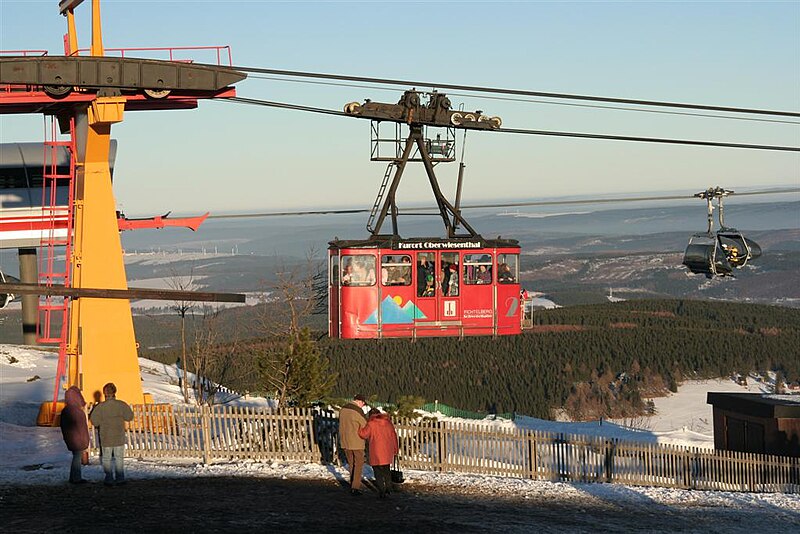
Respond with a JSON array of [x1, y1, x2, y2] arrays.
[[144, 88, 171, 99], [43, 85, 72, 98]]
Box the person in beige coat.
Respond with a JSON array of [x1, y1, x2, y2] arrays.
[[339, 394, 368, 495], [90, 383, 134, 486]]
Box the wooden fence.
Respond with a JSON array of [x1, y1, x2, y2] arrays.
[[89, 405, 799, 494]]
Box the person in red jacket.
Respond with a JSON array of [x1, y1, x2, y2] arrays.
[[59, 386, 90, 484], [358, 408, 399, 498]]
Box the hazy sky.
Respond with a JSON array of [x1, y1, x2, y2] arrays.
[[1, 1, 798, 215]]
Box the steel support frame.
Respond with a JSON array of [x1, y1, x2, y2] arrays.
[[370, 125, 477, 238], [369, 122, 456, 163]]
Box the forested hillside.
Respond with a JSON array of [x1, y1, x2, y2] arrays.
[[141, 299, 799, 420], [323, 300, 800, 418]]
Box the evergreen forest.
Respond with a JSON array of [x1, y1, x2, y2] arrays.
[[143, 299, 800, 420]]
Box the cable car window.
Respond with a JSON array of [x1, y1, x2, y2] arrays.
[[330, 255, 339, 286], [341, 255, 376, 286], [441, 252, 459, 296], [463, 253, 493, 285], [381, 254, 412, 286], [417, 252, 436, 297], [497, 253, 518, 284]]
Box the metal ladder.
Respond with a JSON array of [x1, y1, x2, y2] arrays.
[[366, 162, 396, 234], [37, 117, 76, 408]]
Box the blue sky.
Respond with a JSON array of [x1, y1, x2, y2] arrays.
[[1, 1, 798, 215]]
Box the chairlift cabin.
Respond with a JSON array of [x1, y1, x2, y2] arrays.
[[682, 187, 761, 277], [330, 90, 528, 339]]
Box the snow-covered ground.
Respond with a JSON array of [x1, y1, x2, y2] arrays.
[[0, 343, 798, 514]]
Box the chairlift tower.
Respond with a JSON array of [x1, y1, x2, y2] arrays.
[[0, 0, 246, 415]]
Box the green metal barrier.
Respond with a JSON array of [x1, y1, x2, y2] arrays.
[[369, 400, 515, 421]]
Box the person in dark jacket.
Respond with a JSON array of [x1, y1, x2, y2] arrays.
[[90, 382, 134, 486], [60, 386, 90, 484], [338, 394, 368, 495], [358, 408, 399, 498]]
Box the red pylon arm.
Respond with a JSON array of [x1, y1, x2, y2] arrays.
[[116, 212, 209, 232]]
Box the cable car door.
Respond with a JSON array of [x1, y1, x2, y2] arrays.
[[438, 251, 461, 326], [414, 252, 438, 327]]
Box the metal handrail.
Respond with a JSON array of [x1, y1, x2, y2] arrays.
[[73, 45, 233, 65]]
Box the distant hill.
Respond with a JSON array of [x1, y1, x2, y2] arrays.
[[110, 199, 799, 259]]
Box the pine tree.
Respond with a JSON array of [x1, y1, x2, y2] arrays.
[[258, 327, 337, 407]]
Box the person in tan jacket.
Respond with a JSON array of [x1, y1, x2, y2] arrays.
[[339, 394, 368, 495], [90, 383, 134, 486]]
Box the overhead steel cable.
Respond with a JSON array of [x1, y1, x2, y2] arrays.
[[248, 74, 800, 125], [229, 96, 345, 117], [205, 188, 800, 220], [231, 65, 800, 118], [225, 96, 800, 152], [208, 208, 368, 219], [497, 126, 800, 152]]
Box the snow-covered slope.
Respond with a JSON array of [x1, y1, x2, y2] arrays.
[[1, 341, 798, 522]]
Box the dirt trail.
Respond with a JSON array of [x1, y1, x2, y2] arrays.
[[1, 477, 798, 533]]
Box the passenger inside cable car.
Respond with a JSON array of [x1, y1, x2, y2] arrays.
[[417, 253, 435, 297], [464, 253, 493, 285], [381, 254, 412, 286], [441, 252, 459, 296], [342, 255, 376, 286], [718, 231, 761, 268], [498, 254, 518, 284]]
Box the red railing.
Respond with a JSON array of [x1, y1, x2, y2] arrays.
[[73, 45, 234, 65], [0, 49, 48, 56]]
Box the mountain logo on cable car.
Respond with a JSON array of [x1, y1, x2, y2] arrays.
[[364, 295, 427, 324]]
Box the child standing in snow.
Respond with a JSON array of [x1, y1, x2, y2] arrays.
[[358, 408, 399, 498]]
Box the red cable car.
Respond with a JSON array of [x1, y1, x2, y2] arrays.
[[328, 90, 529, 339], [329, 237, 523, 339]]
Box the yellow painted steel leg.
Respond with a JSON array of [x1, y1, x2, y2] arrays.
[[66, 11, 78, 55], [91, 0, 104, 57], [67, 97, 143, 405]]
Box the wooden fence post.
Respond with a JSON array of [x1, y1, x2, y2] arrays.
[[680, 448, 689, 489], [201, 405, 212, 465], [437, 420, 447, 472], [527, 431, 538, 480], [604, 440, 615, 483]]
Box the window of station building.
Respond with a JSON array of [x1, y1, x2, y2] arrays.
[[497, 253, 518, 284], [330, 255, 339, 286], [463, 253, 493, 285], [417, 252, 436, 297], [381, 254, 412, 286], [440, 252, 459, 296], [341, 254, 376, 287]]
